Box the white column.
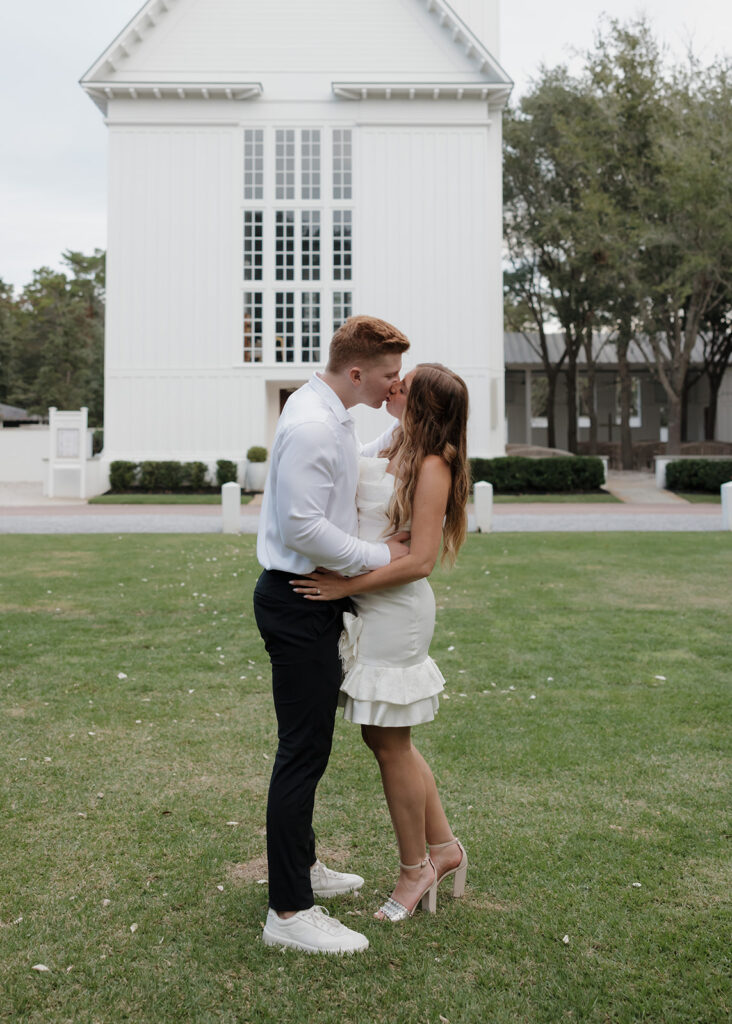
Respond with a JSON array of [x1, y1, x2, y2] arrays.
[[221, 481, 241, 534], [474, 480, 493, 533], [721, 481, 732, 531]]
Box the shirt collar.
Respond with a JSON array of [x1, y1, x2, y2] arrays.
[[310, 372, 354, 427]]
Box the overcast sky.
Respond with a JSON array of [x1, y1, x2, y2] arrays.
[[1, 0, 729, 291]]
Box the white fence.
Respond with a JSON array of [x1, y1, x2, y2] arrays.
[[0, 427, 51, 482]]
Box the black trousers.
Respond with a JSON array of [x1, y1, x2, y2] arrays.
[[253, 569, 351, 912]]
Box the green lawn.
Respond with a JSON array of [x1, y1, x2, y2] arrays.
[[491, 491, 621, 503], [1, 534, 730, 1024], [89, 493, 256, 505]]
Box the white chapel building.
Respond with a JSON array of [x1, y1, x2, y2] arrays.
[[81, 0, 512, 479]]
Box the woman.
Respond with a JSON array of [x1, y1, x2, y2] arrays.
[[290, 363, 470, 922]]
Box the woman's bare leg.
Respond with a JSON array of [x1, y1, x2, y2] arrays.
[[411, 745, 463, 878], [361, 724, 434, 913]]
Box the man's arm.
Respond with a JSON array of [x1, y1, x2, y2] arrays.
[[275, 421, 391, 575], [360, 420, 398, 458]]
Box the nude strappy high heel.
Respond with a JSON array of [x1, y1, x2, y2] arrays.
[[429, 838, 468, 898], [374, 857, 438, 921]]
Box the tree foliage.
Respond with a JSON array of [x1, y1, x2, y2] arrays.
[[504, 17, 732, 457], [0, 250, 105, 425]]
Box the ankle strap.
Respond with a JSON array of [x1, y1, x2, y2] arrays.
[[428, 837, 459, 850], [399, 857, 428, 870]]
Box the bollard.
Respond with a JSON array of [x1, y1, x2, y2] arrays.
[[722, 481, 732, 531], [221, 481, 241, 534], [473, 480, 494, 533]]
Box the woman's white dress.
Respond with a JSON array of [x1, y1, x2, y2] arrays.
[[339, 456, 445, 726]]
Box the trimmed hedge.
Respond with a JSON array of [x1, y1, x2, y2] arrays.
[[666, 459, 732, 493], [109, 461, 137, 492], [469, 456, 605, 494], [108, 460, 212, 493], [216, 460, 238, 486]]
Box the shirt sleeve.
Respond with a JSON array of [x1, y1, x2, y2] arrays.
[[360, 420, 398, 458], [275, 421, 390, 574]]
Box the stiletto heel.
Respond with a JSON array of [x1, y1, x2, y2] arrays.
[[429, 838, 468, 898], [375, 857, 438, 921]]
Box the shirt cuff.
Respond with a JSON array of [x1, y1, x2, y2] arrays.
[[361, 541, 390, 571]]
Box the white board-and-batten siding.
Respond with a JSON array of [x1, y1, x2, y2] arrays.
[[104, 104, 504, 460], [85, 0, 510, 472]]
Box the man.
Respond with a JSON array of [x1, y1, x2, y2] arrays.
[[253, 315, 411, 954]]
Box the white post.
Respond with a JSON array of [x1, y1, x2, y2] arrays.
[[79, 407, 88, 499], [721, 481, 732, 531], [655, 457, 670, 489], [473, 480, 494, 533], [221, 481, 241, 534], [48, 406, 57, 497]]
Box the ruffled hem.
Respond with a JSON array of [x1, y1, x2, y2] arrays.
[[340, 656, 445, 706], [339, 692, 440, 726]]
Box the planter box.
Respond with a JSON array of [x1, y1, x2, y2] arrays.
[[245, 461, 268, 492]]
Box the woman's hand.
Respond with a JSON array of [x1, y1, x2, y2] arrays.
[[289, 568, 351, 601]]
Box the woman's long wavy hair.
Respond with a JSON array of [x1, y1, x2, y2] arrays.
[[381, 363, 470, 566]]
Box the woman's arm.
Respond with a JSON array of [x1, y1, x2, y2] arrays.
[[290, 455, 451, 601]]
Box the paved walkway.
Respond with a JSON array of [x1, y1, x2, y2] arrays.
[[0, 475, 724, 533], [604, 470, 687, 505]]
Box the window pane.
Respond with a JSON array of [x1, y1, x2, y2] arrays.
[[275, 129, 295, 200], [243, 211, 263, 281], [243, 129, 264, 200], [333, 210, 352, 281], [301, 292, 321, 363], [333, 129, 352, 200], [301, 210, 321, 281], [275, 210, 295, 281], [301, 129, 321, 200], [275, 291, 295, 363], [333, 291, 352, 330], [243, 292, 263, 363]]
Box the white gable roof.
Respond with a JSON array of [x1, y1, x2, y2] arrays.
[[81, 0, 510, 93]]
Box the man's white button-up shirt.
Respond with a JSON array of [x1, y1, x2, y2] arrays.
[[257, 373, 393, 576]]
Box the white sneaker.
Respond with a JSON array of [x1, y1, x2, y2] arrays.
[[310, 859, 364, 897], [262, 906, 369, 954]]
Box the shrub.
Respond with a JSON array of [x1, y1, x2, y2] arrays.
[[182, 461, 209, 490], [92, 429, 104, 456], [139, 461, 184, 492], [246, 445, 268, 463], [469, 456, 605, 494], [216, 459, 238, 486], [666, 459, 732, 493], [109, 461, 138, 492]]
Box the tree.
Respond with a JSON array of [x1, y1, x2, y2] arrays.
[[0, 280, 18, 407], [503, 260, 567, 449], [699, 284, 732, 440], [6, 250, 105, 424], [634, 59, 732, 452], [504, 66, 623, 453]]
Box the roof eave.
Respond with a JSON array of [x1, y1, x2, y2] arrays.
[[332, 81, 512, 103]]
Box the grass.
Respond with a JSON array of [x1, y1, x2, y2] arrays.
[[491, 492, 621, 503], [1, 533, 730, 1024], [88, 493, 256, 505]]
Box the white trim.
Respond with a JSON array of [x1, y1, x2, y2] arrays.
[[84, 81, 263, 115], [80, 0, 182, 83], [332, 82, 511, 102], [81, 0, 511, 101], [419, 0, 511, 84]]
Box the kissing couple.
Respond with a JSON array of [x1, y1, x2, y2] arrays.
[[253, 315, 469, 954]]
